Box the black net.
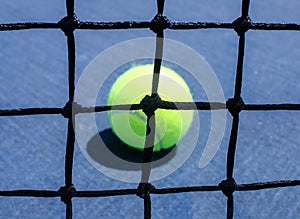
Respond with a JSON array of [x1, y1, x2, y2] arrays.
[[1, 0, 300, 218]]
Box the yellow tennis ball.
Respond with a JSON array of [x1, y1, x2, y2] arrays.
[[107, 64, 194, 152]]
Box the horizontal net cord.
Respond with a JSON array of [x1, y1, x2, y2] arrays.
[[236, 180, 300, 191], [0, 107, 63, 116], [1, 21, 300, 31], [1, 180, 299, 198], [2, 103, 300, 116], [0, 190, 60, 197]]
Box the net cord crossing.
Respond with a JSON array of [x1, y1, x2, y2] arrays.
[[0, 0, 300, 218]]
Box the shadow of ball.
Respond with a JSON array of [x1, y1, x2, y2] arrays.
[[86, 129, 176, 171]]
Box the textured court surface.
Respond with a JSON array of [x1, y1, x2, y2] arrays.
[[0, 1, 300, 218]]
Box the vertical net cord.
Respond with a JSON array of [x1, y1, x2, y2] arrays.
[[227, 194, 234, 219], [144, 194, 152, 219], [66, 201, 73, 219], [141, 30, 164, 219], [225, 1, 250, 218], [140, 1, 165, 219], [233, 34, 245, 101], [65, 28, 76, 188], [64, 1, 75, 219], [141, 116, 156, 183], [142, 33, 164, 183], [66, 0, 75, 17], [151, 35, 164, 95], [157, 0, 165, 15], [241, 0, 250, 20], [227, 35, 245, 180], [225, 115, 239, 219]]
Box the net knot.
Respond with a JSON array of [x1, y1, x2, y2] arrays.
[[232, 16, 252, 36], [137, 183, 155, 198], [150, 14, 171, 34], [58, 14, 80, 36], [219, 178, 237, 197], [226, 97, 245, 116], [58, 185, 76, 204], [62, 101, 81, 118], [140, 94, 162, 117]]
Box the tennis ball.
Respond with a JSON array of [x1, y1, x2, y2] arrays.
[[107, 64, 194, 152]]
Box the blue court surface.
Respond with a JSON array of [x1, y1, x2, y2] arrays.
[[0, 1, 300, 218]]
